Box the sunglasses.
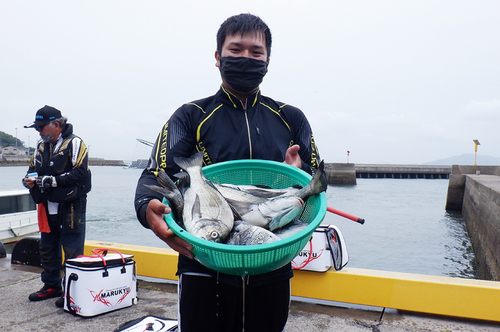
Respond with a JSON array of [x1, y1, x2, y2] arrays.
[[35, 122, 52, 132]]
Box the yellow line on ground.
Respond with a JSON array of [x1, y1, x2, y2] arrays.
[[85, 240, 500, 322]]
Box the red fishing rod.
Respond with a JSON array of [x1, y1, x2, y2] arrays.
[[327, 207, 365, 224]]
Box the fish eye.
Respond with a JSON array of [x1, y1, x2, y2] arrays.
[[210, 231, 219, 239]]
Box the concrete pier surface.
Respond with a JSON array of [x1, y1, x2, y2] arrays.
[[2, 259, 500, 332]]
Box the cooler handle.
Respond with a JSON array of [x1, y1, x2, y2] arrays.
[[66, 273, 79, 315], [92, 248, 128, 274], [74, 252, 109, 277], [92, 248, 127, 264], [73, 248, 128, 276]]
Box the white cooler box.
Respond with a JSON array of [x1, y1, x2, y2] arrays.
[[63, 249, 137, 317], [291, 225, 349, 272]]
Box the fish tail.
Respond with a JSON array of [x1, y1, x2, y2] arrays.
[[298, 160, 327, 199], [174, 172, 189, 180], [157, 169, 178, 191], [144, 184, 173, 199], [311, 160, 327, 194], [174, 151, 204, 172]]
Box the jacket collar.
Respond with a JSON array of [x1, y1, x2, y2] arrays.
[[61, 123, 73, 139], [217, 85, 261, 110]]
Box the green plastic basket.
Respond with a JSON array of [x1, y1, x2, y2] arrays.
[[163, 159, 327, 276]]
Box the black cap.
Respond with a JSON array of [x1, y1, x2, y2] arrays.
[[24, 105, 62, 129]]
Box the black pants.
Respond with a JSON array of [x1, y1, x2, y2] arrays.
[[39, 214, 85, 288], [178, 273, 290, 332]]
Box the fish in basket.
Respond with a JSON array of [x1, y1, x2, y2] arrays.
[[145, 152, 328, 276]]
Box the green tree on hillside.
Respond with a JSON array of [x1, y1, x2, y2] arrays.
[[0, 131, 25, 148]]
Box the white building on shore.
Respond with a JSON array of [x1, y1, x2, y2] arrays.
[[1, 146, 29, 156]]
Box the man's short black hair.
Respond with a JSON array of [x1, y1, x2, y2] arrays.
[[217, 13, 272, 59]]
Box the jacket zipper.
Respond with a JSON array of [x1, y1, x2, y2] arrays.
[[244, 110, 252, 159], [239, 98, 253, 159]]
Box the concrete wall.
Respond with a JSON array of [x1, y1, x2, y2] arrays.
[[445, 165, 500, 211], [355, 164, 451, 179], [0, 156, 127, 167], [88, 158, 127, 166], [462, 175, 500, 281], [0, 155, 30, 166], [324, 163, 356, 185]]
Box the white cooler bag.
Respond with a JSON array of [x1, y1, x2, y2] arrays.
[[63, 248, 138, 317], [291, 225, 349, 272]]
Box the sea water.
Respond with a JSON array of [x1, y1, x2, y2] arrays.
[[0, 165, 476, 279]]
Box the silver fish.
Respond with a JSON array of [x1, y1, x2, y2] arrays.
[[144, 169, 184, 224], [174, 152, 234, 243], [218, 183, 302, 199], [228, 195, 304, 231], [225, 220, 281, 245], [215, 183, 268, 204], [273, 220, 309, 240], [217, 160, 327, 232]]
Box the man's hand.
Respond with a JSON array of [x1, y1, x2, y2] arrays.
[[146, 199, 194, 259], [36, 176, 55, 189], [284, 144, 302, 168], [22, 177, 35, 189]]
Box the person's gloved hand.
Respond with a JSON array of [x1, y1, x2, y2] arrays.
[[22, 178, 31, 189], [36, 176, 56, 189]]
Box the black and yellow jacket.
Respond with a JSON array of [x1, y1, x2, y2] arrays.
[[135, 86, 322, 285], [28, 123, 91, 233]]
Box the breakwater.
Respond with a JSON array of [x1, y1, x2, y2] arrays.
[[445, 165, 500, 211], [462, 175, 500, 281], [445, 165, 500, 281], [88, 158, 127, 166], [0, 156, 126, 167], [324, 163, 452, 185], [354, 164, 451, 179]]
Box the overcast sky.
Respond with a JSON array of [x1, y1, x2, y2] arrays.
[[1, 1, 499, 164]]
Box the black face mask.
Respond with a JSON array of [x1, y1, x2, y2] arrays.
[[219, 57, 268, 93]]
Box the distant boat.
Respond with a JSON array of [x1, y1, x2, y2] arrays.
[[0, 189, 38, 244]]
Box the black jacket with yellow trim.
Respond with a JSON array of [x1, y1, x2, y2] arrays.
[[135, 86, 322, 285], [27, 123, 91, 233]]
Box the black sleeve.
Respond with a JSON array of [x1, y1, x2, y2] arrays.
[[281, 104, 322, 173], [134, 168, 163, 229], [134, 104, 198, 228], [281, 104, 326, 187]]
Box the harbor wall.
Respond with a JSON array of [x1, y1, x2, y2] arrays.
[[462, 174, 500, 281], [323, 163, 451, 185], [355, 164, 451, 179], [0, 155, 30, 166], [324, 163, 356, 185], [0, 156, 126, 167], [445, 165, 500, 211], [88, 158, 127, 166]]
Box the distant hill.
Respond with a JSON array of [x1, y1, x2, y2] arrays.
[[424, 154, 500, 166]]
